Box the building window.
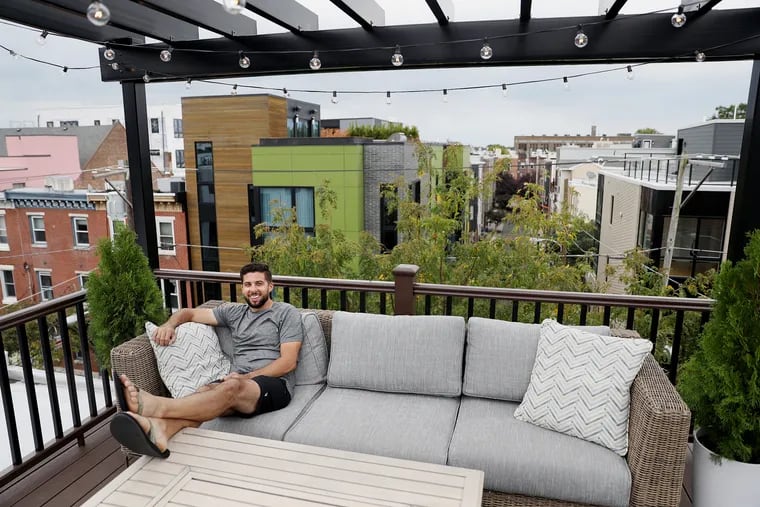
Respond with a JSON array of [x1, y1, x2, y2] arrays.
[[94, 120, 101, 126], [660, 216, 726, 278], [0, 214, 8, 251], [37, 271, 53, 301], [195, 142, 219, 276], [149, 149, 161, 157], [175, 149, 185, 168], [109, 218, 127, 239], [251, 187, 314, 244], [29, 214, 46, 245], [71, 216, 89, 247], [60, 120, 79, 127], [380, 184, 398, 251], [161, 279, 180, 312], [46, 121, 54, 128], [77, 272, 89, 290], [0, 267, 16, 303], [151, 118, 160, 133], [609, 196, 615, 225], [157, 218, 176, 254], [173, 118, 183, 138]]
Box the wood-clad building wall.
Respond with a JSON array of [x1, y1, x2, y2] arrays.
[[182, 94, 288, 276]]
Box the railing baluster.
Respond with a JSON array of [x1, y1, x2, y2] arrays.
[[511, 301, 519, 322], [0, 331, 22, 465], [180, 280, 190, 309], [17, 324, 43, 451], [359, 292, 367, 313], [283, 286, 290, 304], [193, 281, 203, 307], [533, 302, 541, 323], [37, 316, 63, 439], [228, 283, 237, 302], [626, 307, 635, 329], [489, 299, 496, 319], [321, 289, 327, 310], [669, 311, 685, 384], [445, 296, 452, 316], [57, 309, 80, 428], [424, 295, 431, 315], [556, 303, 564, 323], [301, 288, 309, 308], [603, 306, 611, 326], [76, 302, 97, 417], [340, 291, 347, 311], [579, 304, 588, 325], [380, 293, 386, 314], [649, 309, 660, 350], [467, 298, 474, 318], [700, 310, 710, 329]]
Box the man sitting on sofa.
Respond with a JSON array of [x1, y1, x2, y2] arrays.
[[110, 262, 304, 458]]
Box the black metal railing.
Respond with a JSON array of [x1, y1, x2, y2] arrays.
[[622, 156, 740, 187], [155, 265, 714, 384], [0, 291, 114, 487]]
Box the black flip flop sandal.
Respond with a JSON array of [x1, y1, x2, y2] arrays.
[[113, 371, 128, 412], [110, 412, 170, 459]]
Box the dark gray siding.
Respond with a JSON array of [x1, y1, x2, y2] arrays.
[[713, 123, 744, 155], [678, 124, 716, 154]]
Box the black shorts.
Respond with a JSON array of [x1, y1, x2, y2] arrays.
[[238, 376, 291, 418]]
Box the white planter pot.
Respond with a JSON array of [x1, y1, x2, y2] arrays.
[[692, 428, 760, 507]]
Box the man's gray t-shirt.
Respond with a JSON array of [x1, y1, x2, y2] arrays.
[[212, 301, 303, 395]]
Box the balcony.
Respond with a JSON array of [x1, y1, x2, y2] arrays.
[[0, 267, 708, 505]]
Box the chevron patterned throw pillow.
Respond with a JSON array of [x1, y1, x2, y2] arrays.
[[513, 319, 652, 456], [146, 321, 232, 398]]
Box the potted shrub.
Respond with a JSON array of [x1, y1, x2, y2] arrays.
[[87, 223, 167, 370], [678, 230, 760, 506]]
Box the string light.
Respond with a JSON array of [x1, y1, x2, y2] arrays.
[[110, 62, 119, 70], [143, 72, 150, 83], [695, 50, 706, 62], [626, 65, 634, 80], [185, 78, 192, 89], [222, 0, 246, 15], [159, 48, 173, 63], [283, 88, 289, 97], [480, 39, 493, 60], [574, 26, 589, 48], [238, 50, 250, 69], [309, 50, 321, 70], [331, 91, 338, 104], [86, 1, 111, 27], [104, 47, 116, 61], [501, 83, 507, 97], [231, 84, 238, 95], [9, 50, 18, 60], [391, 46, 403, 67], [62, 66, 68, 73], [385, 91, 391, 105], [442, 89, 448, 103], [563, 76, 569, 91], [37, 31, 48, 46], [671, 6, 687, 28]]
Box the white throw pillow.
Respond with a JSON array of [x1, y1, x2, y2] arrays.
[[145, 321, 231, 398], [513, 319, 653, 456]]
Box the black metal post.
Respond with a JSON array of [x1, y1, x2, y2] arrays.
[[727, 59, 760, 262], [121, 81, 159, 269]]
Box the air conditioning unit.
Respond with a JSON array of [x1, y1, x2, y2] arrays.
[[106, 192, 127, 220]]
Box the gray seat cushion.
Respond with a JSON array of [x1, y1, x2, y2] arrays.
[[448, 397, 631, 507], [294, 311, 328, 385], [328, 311, 465, 396], [200, 384, 324, 441], [284, 386, 460, 465], [463, 318, 610, 402]]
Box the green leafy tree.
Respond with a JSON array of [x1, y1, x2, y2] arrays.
[[635, 128, 661, 134], [87, 224, 167, 370], [346, 123, 419, 140], [679, 230, 760, 463], [709, 103, 747, 120]]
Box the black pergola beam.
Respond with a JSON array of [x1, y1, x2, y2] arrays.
[[329, 0, 385, 30], [1, 0, 144, 44], [686, 0, 724, 21], [245, 0, 318, 32], [100, 9, 760, 83], [602, 0, 629, 20], [128, 0, 257, 38], [520, 0, 532, 22], [425, 0, 454, 26], [38, 0, 198, 43]]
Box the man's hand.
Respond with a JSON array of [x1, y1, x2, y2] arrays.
[[152, 325, 176, 346]]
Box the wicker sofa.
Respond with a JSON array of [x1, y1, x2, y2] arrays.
[[111, 304, 690, 507]]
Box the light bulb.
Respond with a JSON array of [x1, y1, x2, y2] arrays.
[[574, 27, 588, 48], [501, 83, 507, 97], [626, 65, 634, 80], [87, 1, 111, 27], [37, 31, 48, 46], [480, 40, 493, 60], [110, 62, 119, 70], [160, 48, 172, 63], [222, 0, 246, 15], [9, 50, 18, 60], [185, 78, 192, 89], [62, 66, 68, 73], [331, 91, 338, 104], [385, 91, 391, 105], [283, 88, 290, 97], [231, 84, 238, 95], [104, 47, 115, 61], [563, 76, 570, 91], [143, 72, 151, 83], [391, 46, 403, 67], [442, 89, 448, 103], [309, 51, 321, 71], [238, 51, 250, 69], [695, 50, 706, 62], [671, 7, 686, 28]]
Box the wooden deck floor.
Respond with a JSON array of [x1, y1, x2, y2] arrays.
[[1, 417, 693, 507]]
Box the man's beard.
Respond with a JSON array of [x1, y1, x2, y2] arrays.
[[246, 291, 270, 309]]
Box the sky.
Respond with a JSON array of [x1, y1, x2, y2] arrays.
[[1, 0, 759, 147]]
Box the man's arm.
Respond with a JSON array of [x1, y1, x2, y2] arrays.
[[239, 341, 301, 379], [152, 308, 218, 346]]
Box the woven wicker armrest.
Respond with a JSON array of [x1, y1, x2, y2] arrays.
[[110, 334, 170, 404], [626, 354, 691, 507]]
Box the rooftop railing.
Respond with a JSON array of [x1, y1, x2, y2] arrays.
[[622, 156, 740, 186]]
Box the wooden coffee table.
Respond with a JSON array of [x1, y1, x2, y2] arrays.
[[84, 427, 484, 506]]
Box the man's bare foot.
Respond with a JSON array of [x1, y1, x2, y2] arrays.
[[125, 412, 169, 453], [120, 374, 162, 417]]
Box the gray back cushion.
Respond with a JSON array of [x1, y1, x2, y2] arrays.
[[295, 311, 329, 385], [327, 311, 466, 396], [463, 318, 610, 402]]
